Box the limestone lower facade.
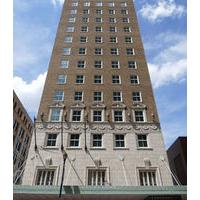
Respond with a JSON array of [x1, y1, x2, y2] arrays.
[[22, 122, 173, 186]]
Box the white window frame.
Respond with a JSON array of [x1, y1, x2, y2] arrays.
[[130, 74, 139, 84], [109, 9, 115, 15], [138, 169, 158, 186], [111, 60, 120, 69], [95, 48, 103, 55], [112, 75, 121, 84], [63, 47, 71, 55], [64, 36, 73, 43], [137, 134, 148, 148], [82, 17, 89, 23], [76, 75, 85, 84], [122, 17, 130, 23], [68, 17, 76, 23], [96, 17, 103, 23], [125, 36, 133, 43], [132, 92, 142, 102], [81, 26, 88, 32], [87, 168, 106, 186], [77, 60, 86, 68], [109, 17, 117, 23], [83, 9, 90, 14], [112, 109, 125, 122], [92, 109, 104, 122], [71, 2, 78, 7], [96, 2, 103, 7], [108, 2, 115, 7], [70, 10, 77, 14], [74, 91, 83, 101], [53, 91, 64, 101], [96, 26, 102, 32], [95, 36, 103, 43], [69, 133, 80, 147], [114, 134, 125, 148], [91, 133, 103, 148], [57, 75, 67, 84], [110, 36, 118, 43], [60, 60, 69, 68], [133, 110, 147, 122], [94, 60, 103, 69], [49, 108, 62, 122], [45, 133, 58, 147], [80, 36, 88, 43], [113, 91, 122, 102], [126, 48, 135, 55], [128, 61, 137, 69], [120, 2, 127, 7], [121, 9, 128, 15], [79, 48, 87, 55], [111, 48, 119, 55], [96, 9, 103, 14], [94, 75, 103, 84], [70, 109, 84, 122], [93, 91, 103, 102], [84, 2, 90, 7]]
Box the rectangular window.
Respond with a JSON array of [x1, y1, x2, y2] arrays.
[[111, 48, 118, 55], [70, 134, 80, 146], [94, 91, 102, 101], [68, 17, 76, 23], [81, 26, 88, 32], [110, 36, 117, 43], [18, 127, 25, 138], [83, 9, 89, 14], [112, 75, 121, 84], [96, 17, 102, 23], [50, 108, 61, 122], [64, 36, 73, 43], [66, 27, 74, 32], [109, 18, 116, 23], [96, 9, 103, 14], [114, 110, 123, 122], [113, 91, 122, 101], [82, 17, 89, 23], [80, 36, 87, 43], [127, 48, 135, 55], [95, 36, 103, 43], [139, 170, 157, 186], [121, 2, 127, 7], [110, 27, 117, 32], [13, 120, 19, 131], [53, 91, 64, 101], [137, 134, 148, 147], [35, 169, 55, 186], [130, 75, 139, 84], [16, 140, 22, 152], [84, 2, 90, 7], [70, 10, 77, 14], [92, 134, 102, 147], [122, 17, 129, 23], [125, 36, 133, 43], [74, 91, 83, 101], [115, 134, 125, 147], [111, 61, 120, 69], [135, 110, 145, 122], [96, 26, 102, 32], [96, 2, 103, 7], [57, 75, 67, 84], [109, 9, 115, 14], [132, 92, 142, 102], [88, 169, 106, 186], [95, 48, 103, 55], [121, 9, 128, 14], [79, 48, 87, 55], [94, 75, 102, 84], [94, 60, 103, 69], [76, 75, 84, 84], [128, 61, 136, 69], [63, 48, 71, 55], [77, 60, 85, 68], [60, 60, 69, 68], [72, 110, 81, 122], [72, 2, 78, 7], [124, 27, 131, 32], [93, 110, 102, 122], [46, 133, 57, 147], [108, 2, 115, 7]]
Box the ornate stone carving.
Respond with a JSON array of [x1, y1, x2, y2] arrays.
[[71, 102, 86, 108], [91, 102, 106, 108], [135, 124, 158, 131], [111, 102, 126, 109]]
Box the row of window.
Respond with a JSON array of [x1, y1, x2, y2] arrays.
[[60, 60, 137, 69], [62, 47, 135, 55], [56, 74, 139, 85], [70, 2, 128, 8], [50, 108, 146, 122], [65, 36, 134, 44], [66, 26, 132, 32], [45, 132, 149, 149]]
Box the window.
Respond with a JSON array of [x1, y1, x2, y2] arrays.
[[108, 2, 115, 7], [92, 134, 102, 147], [112, 75, 121, 84], [96, 2, 103, 7], [113, 91, 122, 101], [81, 26, 88, 32], [95, 36, 103, 43], [124, 27, 131, 32], [84, 2, 90, 6], [66, 26, 74, 32], [110, 36, 117, 43], [60, 60, 69, 68], [77, 60, 85, 68], [121, 2, 127, 7], [68, 17, 76, 23], [82, 17, 89, 23], [35, 169, 55, 186], [88, 169, 106, 186], [53, 91, 64, 101], [50, 108, 61, 122], [13, 120, 19, 131], [121, 9, 128, 14], [76, 75, 84, 84], [24, 135, 30, 145], [94, 75, 103, 84], [109, 18, 116, 23], [96, 9, 102, 14], [46, 133, 57, 147], [83, 9, 89, 14], [137, 134, 148, 147], [111, 48, 118, 55], [94, 60, 103, 69], [57, 75, 67, 84], [64, 36, 73, 43], [110, 27, 117, 32], [122, 17, 129, 23], [111, 61, 120, 69], [18, 127, 25, 138], [115, 134, 125, 147], [132, 92, 142, 102], [72, 110, 81, 122], [70, 134, 80, 146], [113, 110, 123, 122], [125, 36, 133, 43], [139, 170, 157, 186], [109, 9, 115, 14], [80, 36, 87, 43], [93, 110, 102, 122], [16, 140, 22, 152], [74, 91, 83, 101], [72, 2, 78, 7], [79, 48, 86, 55], [126, 48, 135, 55], [96, 26, 102, 32], [96, 17, 102, 23], [63, 48, 71, 55], [94, 91, 102, 101], [128, 61, 136, 69], [130, 75, 139, 84], [95, 48, 103, 55], [134, 110, 145, 122], [70, 10, 77, 14]]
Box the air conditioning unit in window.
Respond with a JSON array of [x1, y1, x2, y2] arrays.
[[45, 157, 52, 166]]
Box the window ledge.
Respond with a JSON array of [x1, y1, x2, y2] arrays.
[[42, 146, 59, 150], [113, 147, 129, 150], [65, 147, 82, 150], [137, 147, 153, 150], [90, 147, 106, 150]]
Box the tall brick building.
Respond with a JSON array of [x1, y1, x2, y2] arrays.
[[22, 0, 173, 188]]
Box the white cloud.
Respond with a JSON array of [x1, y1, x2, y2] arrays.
[[13, 72, 47, 114], [139, 0, 186, 22], [51, 0, 65, 6]]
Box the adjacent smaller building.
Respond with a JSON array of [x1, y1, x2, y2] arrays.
[[13, 91, 33, 184], [167, 137, 187, 185]]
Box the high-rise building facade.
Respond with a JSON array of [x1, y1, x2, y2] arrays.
[[22, 0, 173, 187]]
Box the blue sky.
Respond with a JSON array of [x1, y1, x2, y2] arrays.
[[13, 0, 187, 148]]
